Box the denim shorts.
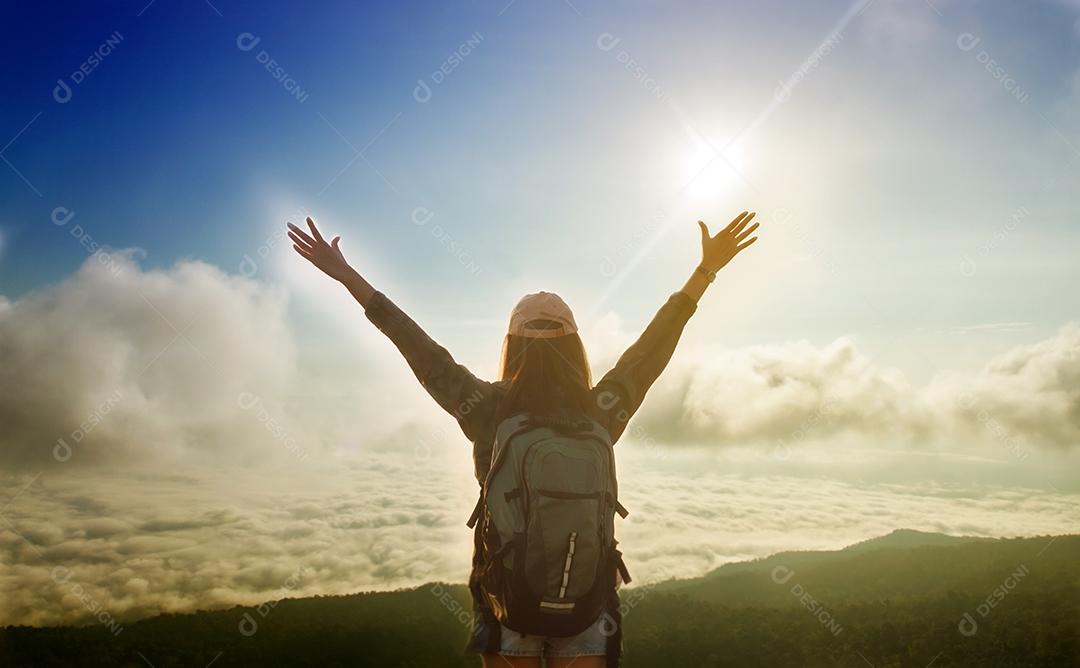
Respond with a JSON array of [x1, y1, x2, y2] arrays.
[[468, 612, 610, 658]]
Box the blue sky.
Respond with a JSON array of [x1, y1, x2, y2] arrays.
[[3, 0, 1080, 627], [2, 1, 1078, 382]]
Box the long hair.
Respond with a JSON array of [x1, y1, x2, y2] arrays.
[[495, 321, 593, 423]]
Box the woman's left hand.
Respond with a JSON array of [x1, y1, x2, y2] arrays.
[[698, 211, 760, 272]]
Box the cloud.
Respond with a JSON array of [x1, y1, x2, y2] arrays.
[[931, 324, 1080, 452], [2, 459, 1077, 627], [2, 255, 1078, 628], [633, 325, 1080, 452], [0, 252, 298, 469], [616, 469, 1080, 582], [0, 459, 477, 627], [4, 250, 1077, 467], [633, 336, 925, 447]]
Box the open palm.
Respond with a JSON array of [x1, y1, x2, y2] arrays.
[[698, 211, 759, 272], [287, 217, 353, 282]]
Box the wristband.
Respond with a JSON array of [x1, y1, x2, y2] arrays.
[[695, 265, 717, 283]]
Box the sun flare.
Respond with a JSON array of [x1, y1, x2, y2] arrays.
[[682, 136, 747, 203]]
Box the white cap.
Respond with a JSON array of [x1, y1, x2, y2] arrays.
[[508, 291, 578, 338]]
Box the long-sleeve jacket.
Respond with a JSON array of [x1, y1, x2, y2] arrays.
[[363, 290, 697, 483]]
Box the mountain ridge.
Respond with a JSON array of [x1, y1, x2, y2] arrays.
[[3, 531, 1076, 667]]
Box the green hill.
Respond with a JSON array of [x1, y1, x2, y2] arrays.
[[2, 532, 1076, 667], [842, 528, 992, 553]]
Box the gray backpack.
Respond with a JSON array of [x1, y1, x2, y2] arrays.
[[467, 412, 631, 637]]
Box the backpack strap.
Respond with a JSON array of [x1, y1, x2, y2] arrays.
[[466, 488, 523, 528], [466, 494, 483, 529], [485, 413, 545, 488], [468, 576, 503, 655], [604, 590, 623, 668], [493, 412, 534, 448], [612, 542, 632, 584], [604, 492, 629, 519], [491, 535, 518, 561]]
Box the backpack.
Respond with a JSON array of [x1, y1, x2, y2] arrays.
[[467, 412, 631, 637]]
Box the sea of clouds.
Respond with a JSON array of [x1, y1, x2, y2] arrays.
[[1, 254, 1078, 627]]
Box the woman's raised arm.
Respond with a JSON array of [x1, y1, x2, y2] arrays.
[[592, 212, 761, 442], [287, 217, 496, 441]]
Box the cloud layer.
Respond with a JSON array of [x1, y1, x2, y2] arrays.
[[1, 255, 1078, 627], [2, 253, 1076, 469], [0, 252, 298, 469], [635, 326, 1080, 453], [2, 459, 1077, 627], [0, 459, 476, 627]]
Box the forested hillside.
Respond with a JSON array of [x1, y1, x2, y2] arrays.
[[3, 532, 1075, 667]]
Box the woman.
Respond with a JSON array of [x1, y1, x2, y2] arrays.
[[287, 211, 760, 667]]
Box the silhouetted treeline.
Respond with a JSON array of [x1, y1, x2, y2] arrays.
[[2, 532, 1076, 667]]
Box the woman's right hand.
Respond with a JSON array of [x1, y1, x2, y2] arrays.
[[288, 217, 355, 282]]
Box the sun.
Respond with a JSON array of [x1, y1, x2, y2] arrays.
[[681, 135, 747, 203]]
